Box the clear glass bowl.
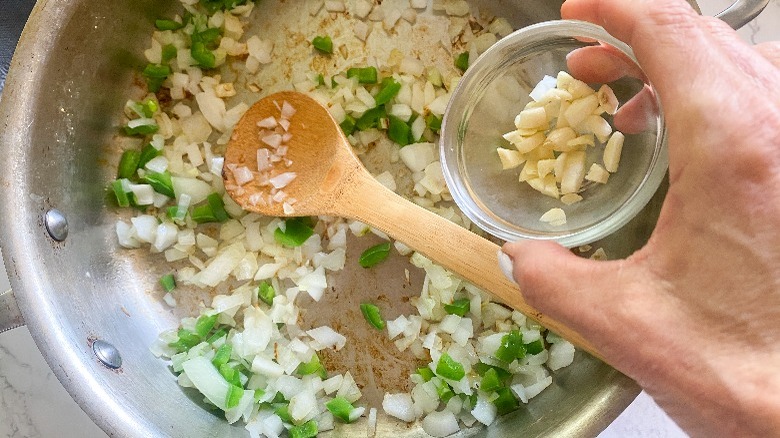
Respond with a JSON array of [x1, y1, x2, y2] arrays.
[[441, 20, 668, 248]]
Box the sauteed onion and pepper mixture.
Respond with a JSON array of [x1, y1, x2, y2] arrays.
[[108, 1, 605, 436]]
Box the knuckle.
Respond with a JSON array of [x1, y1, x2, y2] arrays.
[[642, 0, 700, 36]]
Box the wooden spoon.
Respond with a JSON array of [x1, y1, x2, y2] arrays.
[[224, 91, 604, 362]]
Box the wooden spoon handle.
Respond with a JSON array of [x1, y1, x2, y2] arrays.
[[341, 173, 605, 362]]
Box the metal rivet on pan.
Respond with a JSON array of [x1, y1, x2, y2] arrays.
[[93, 340, 122, 369], [44, 209, 68, 242]]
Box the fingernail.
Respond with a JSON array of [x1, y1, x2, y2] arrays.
[[497, 249, 518, 285]]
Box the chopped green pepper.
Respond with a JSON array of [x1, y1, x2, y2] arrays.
[[494, 330, 525, 363], [112, 180, 131, 208], [358, 242, 391, 268], [161, 44, 178, 63], [355, 106, 387, 131], [141, 98, 159, 117], [142, 171, 175, 198], [191, 193, 229, 224], [417, 367, 435, 382], [480, 367, 503, 393], [206, 328, 228, 344], [191, 204, 216, 224], [167, 206, 186, 222], [464, 393, 478, 410], [435, 379, 455, 403], [339, 114, 357, 136], [326, 396, 356, 423], [258, 281, 276, 306], [160, 273, 176, 293], [436, 353, 465, 381], [374, 77, 401, 105], [492, 387, 519, 415], [444, 298, 470, 317], [117, 150, 141, 179], [208, 192, 229, 222], [360, 303, 385, 330], [525, 339, 545, 355], [195, 314, 218, 338], [473, 362, 512, 380], [143, 63, 172, 93], [138, 143, 162, 169], [169, 328, 200, 352], [124, 123, 159, 137], [274, 217, 315, 247], [455, 52, 469, 72], [312, 36, 333, 54], [212, 343, 232, 368], [274, 403, 293, 423], [346, 66, 378, 84], [388, 116, 412, 146], [219, 363, 242, 387], [155, 19, 184, 31], [225, 385, 244, 409], [296, 353, 327, 378], [191, 41, 216, 69], [426, 113, 442, 134], [289, 420, 318, 438]]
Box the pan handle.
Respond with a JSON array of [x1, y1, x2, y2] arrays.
[[714, 0, 769, 30], [0, 289, 24, 334]]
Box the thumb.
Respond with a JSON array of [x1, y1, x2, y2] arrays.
[[502, 240, 638, 339]]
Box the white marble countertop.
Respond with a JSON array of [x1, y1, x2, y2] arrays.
[[1, 1, 778, 436]]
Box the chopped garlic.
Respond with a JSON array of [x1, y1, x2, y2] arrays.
[[514, 107, 548, 130], [560, 151, 586, 194], [585, 163, 610, 184], [539, 208, 567, 226], [506, 131, 544, 154], [496, 148, 524, 170], [577, 115, 612, 143], [604, 131, 625, 173], [598, 84, 620, 114], [544, 127, 577, 151], [565, 94, 599, 128], [560, 193, 583, 205], [501, 72, 626, 209]]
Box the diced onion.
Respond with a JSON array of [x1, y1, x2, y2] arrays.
[[382, 393, 416, 423], [421, 410, 460, 437], [269, 172, 297, 189], [232, 166, 255, 186], [471, 396, 497, 426], [307, 326, 347, 351]]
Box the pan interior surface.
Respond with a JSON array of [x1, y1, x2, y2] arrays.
[[0, 0, 697, 436]]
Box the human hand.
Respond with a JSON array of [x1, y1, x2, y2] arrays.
[[501, 0, 780, 436]]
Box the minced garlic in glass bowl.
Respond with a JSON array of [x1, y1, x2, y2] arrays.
[[441, 20, 668, 248]]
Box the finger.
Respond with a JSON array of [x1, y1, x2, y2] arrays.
[[560, 0, 761, 98], [755, 41, 780, 70], [566, 44, 646, 84], [613, 85, 659, 134], [502, 240, 634, 338]]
